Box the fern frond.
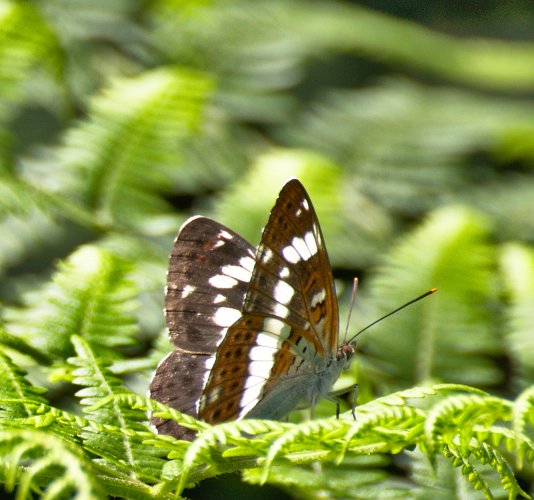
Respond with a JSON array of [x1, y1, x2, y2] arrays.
[[213, 149, 343, 241], [468, 177, 534, 242], [500, 243, 534, 388], [444, 439, 530, 500], [338, 406, 424, 462], [255, 419, 345, 484], [0, 177, 103, 264], [174, 385, 502, 491], [69, 336, 166, 482], [371, 383, 488, 406], [0, 177, 43, 216], [0, 351, 48, 412], [513, 386, 534, 469], [0, 206, 63, 278], [0, 398, 88, 446], [288, 81, 534, 216], [177, 418, 292, 493], [4, 245, 138, 361], [362, 205, 501, 391], [140, 395, 211, 438], [33, 67, 214, 230], [443, 442, 495, 499], [0, 428, 105, 499], [0, 2, 64, 106], [0, 323, 51, 365], [243, 457, 392, 498], [483, 426, 534, 482], [212, 148, 394, 267], [103, 384, 529, 498], [425, 395, 513, 457]]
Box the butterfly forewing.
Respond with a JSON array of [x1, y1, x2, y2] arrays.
[[150, 216, 255, 437], [245, 179, 339, 354], [164, 216, 255, 353], [199, 179, 339, 423]]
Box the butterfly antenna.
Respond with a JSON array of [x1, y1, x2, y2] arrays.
[[347, 288, 437, 344], [342, 277, 359, 343]]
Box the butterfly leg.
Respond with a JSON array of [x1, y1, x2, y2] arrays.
[[310, 393, 317, 420], [327, 384, 358, 420]]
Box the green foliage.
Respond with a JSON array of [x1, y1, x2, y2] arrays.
[[1, 0, 534, 498], [501, 244, 534, 388], [0, 2, 65, 113], [69, 336, 167, 482], [4, 245, 138, 362], [0, 429, 105, 499], [362, 206, 501, 391]]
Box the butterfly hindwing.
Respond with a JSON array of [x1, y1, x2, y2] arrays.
[[150, 350, 209, 440]]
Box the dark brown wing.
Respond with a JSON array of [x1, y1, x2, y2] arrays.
[[165, 216, 255, 353]]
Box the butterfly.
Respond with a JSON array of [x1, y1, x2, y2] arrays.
[[150, 179, 356, 439]]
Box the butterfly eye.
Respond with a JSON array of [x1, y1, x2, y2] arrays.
[[337, 344, 355, 360]]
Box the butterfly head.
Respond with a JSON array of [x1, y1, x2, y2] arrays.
[[336, 341, 355, 366]]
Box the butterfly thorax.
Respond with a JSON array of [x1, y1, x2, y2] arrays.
[[307, 341, 354, 405]]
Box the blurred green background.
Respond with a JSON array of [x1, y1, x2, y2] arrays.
[[1, 0, 534, 498]]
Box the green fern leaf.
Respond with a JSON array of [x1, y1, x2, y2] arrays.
[[363, 206, 502, 391], [176, 418, 291, 493], [122, 393, 211, 439], [289, 81, 534, 216], [0, 176, 105, 277], [373, 383, 488, 406], [443, 442, 495, 499], [501, 243, 534, 388], [212, 149, 394, 266], [213, 149, 343, 242], [0, 349, 91, 442], [68, 336, 166, 482], [40, 67, 214, 230], [513, 386, 534, 469], [410, 449, 503, 500], [0, 178, 42, 216], [0, 351, 48, 423], [472, 424, 534, 463], [0, 322, 51, 365], [0, 2, 64, 106], [244, 457, 391, 499], [0, 428, 105, 499], [4, 245, 139, 361], [444, 439, 531, 500], [0, 204, 63, 279], [425, 395, 513, 457], [477, 442, 530, 499]]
